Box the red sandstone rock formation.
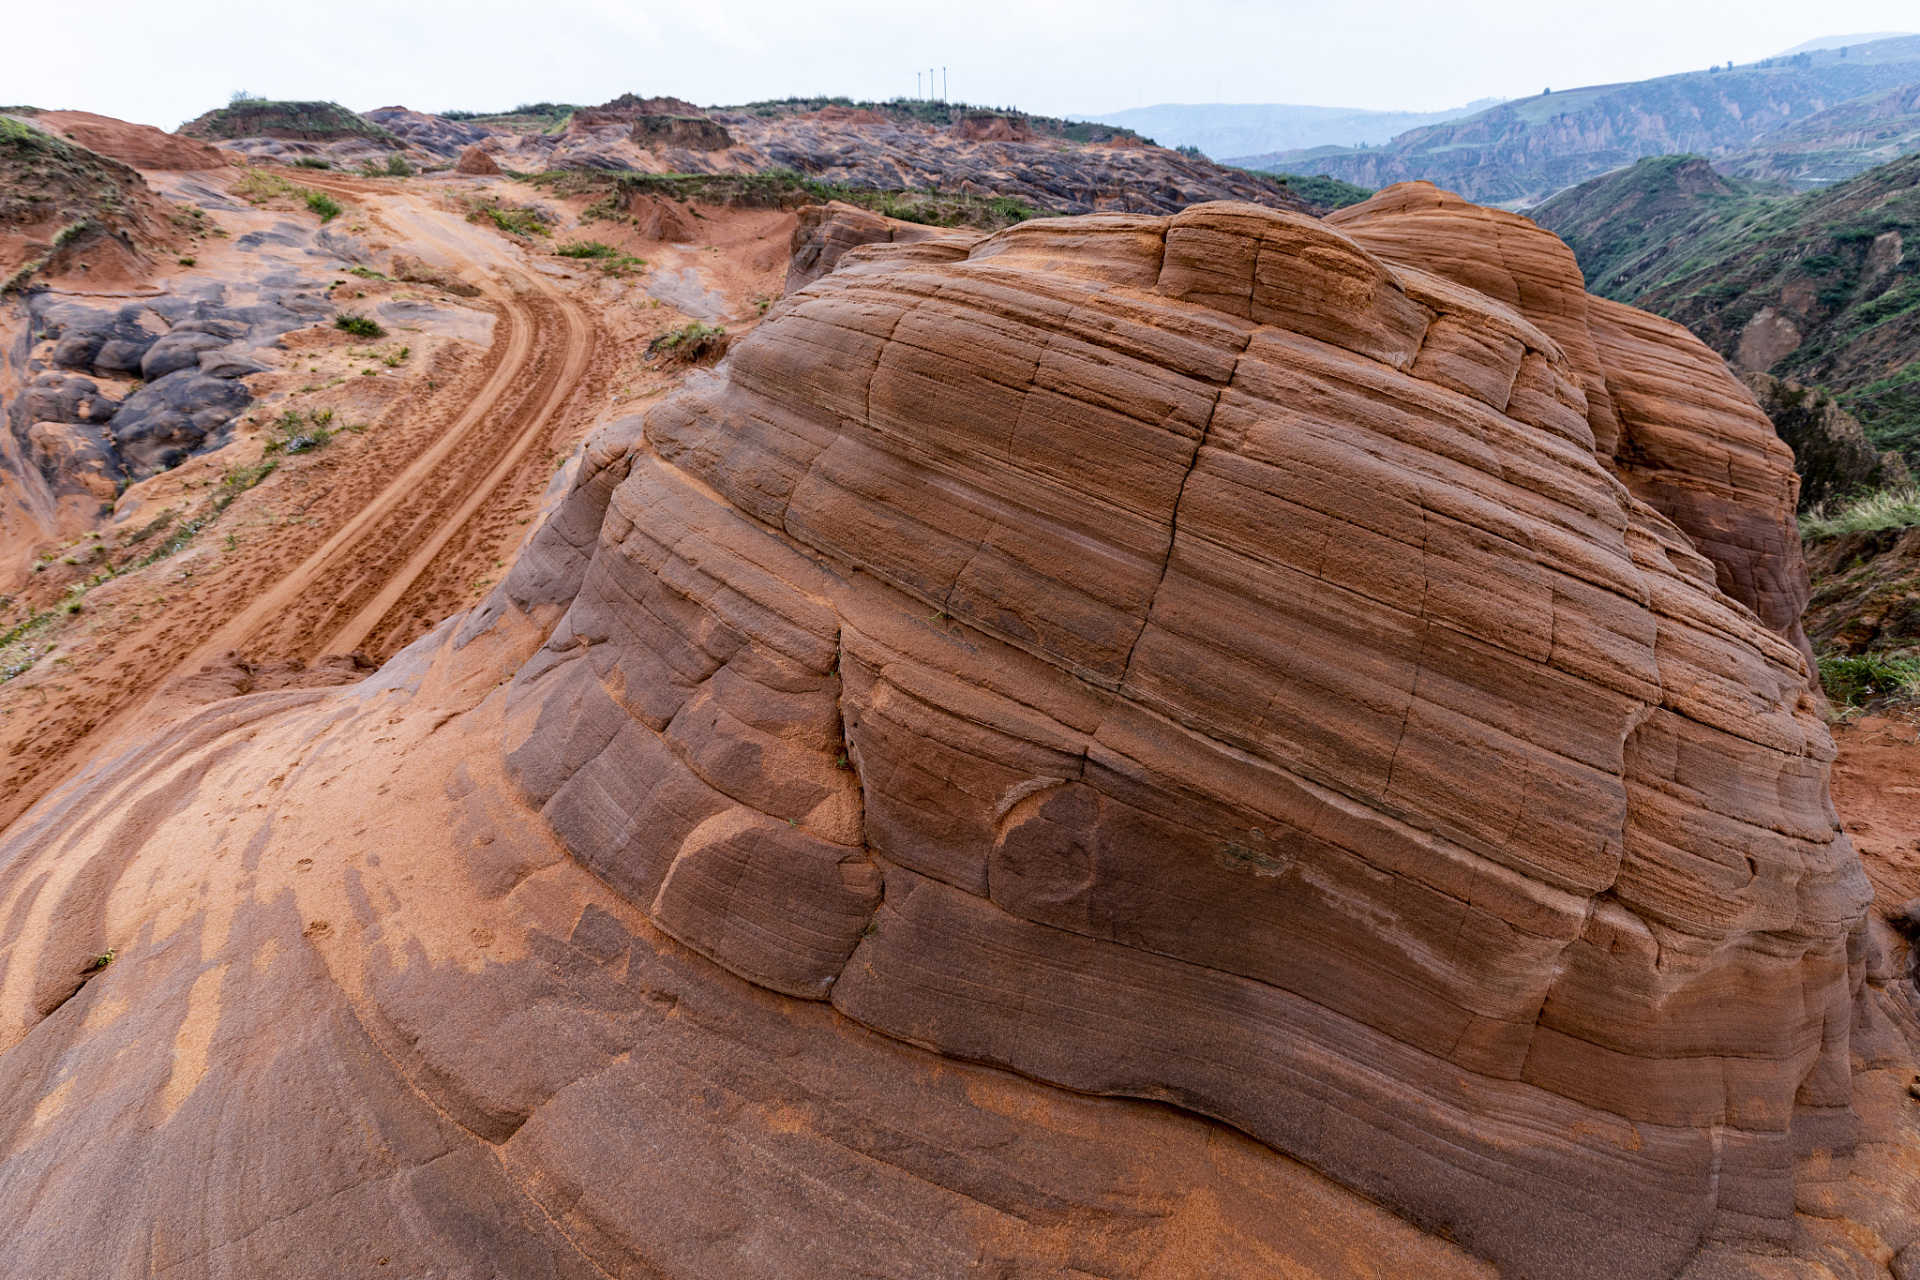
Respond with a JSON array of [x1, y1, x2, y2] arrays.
[[783, 200, 978, 294], [1327, 182, 1815, 670], [454, 145, 500, 175], [0, 196, 1870, 1280]]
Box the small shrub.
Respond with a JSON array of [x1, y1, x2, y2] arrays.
[[459, 194, 553, 238], [265, 408, 338, 455], [361, 154, 414, 178], [334, 313, 385, 338], [556, 240, 646, 274], [305, 191, 343, 222], [346, 266, 387, 280], [1819, 652, 1920, 708], [178, 256, 196, 267], [292, 156, 333, 170], [647, 321, 728, 365], [482, 205, 549, 237], [217, 459, 278, 508]]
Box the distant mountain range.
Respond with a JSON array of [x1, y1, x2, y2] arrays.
[[1235, 34, 1920, 206], [1071, 100, 1503, 159]]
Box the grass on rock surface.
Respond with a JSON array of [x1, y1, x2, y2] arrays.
[[0, 455, 282, 682], [530, 169, 1046, 232], [1800, 485, 1920, 714], [1802, 488, 1920, 541]]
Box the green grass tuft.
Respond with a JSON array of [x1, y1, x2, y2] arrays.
[[1800, 487, 1920, 541], [647, 321, 728, 364], [333, 313, 384, 338], [305, 190, 342, 222]]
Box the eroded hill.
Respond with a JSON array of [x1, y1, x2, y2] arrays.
[[1534, 150, 1920, 465]]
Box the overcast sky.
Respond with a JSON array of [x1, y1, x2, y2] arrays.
[[6, 0, 1917, 129]]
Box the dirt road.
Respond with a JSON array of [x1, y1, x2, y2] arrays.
[[186, 179, 596, 666], [0, 174, 606, 829]]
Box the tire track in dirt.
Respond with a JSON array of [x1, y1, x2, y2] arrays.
[[0, 179, 601, 828], [320, 282, 593, 660]]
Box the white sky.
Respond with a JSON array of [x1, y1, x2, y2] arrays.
[[5, 0, 1917, 130]]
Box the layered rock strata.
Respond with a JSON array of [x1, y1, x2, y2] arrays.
[[1327, 182, 1818, 670], [0, 196, 1868, 1280]]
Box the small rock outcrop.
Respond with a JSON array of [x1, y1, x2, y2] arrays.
[[631, 115, 733, 151], [454, 145, 501, 175], [1743, 371, 1910, 508], [782, 200, 975, 294], [0, 190, 1870, 1280]]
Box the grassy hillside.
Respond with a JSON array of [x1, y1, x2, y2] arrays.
[[726, 97, 1147, 145], [1255, 172, 1374, 212], [1721, 82, 1920, 188], [1535, 150, 1920, 464], [1276, 34, 1920, 205], [178, 100, 395, 143], [1530, 156, 1790, 298]]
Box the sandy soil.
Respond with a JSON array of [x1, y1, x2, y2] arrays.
[[1832, 713, 1920, 906], [0, 164, 795, 831]]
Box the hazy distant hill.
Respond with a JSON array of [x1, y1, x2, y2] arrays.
[[1074, 100, 1500, 160], [1254, 34, 1920, 205], [1719, 81, 1920, 189]]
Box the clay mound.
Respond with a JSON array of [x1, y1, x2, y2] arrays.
[[630, 115, 732, 151], [455, 145, 500, 175], [952, 113, 1037, 143], [571, 93, 706, 130], [627, 193, 697, 242], [0, 116, 178, 288], [0, 195, 1877, 1280], [176, 99, 394, 144], [810, 105, 889, 124], [33, 110, 225, 170]]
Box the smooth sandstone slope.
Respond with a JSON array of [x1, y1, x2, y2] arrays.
[[0, 198, 1873, 1280]]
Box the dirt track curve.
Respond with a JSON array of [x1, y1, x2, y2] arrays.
[[0, 175, 602, 830], [184, 197, 595, 665]]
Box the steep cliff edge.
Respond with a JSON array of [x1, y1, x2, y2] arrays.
[[0, 195, 1883, 1280]]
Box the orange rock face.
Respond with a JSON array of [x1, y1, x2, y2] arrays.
[[0, 193, 1867, 1279], [1328, 182, 1815, 669], [454, 144, 501, 175]]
